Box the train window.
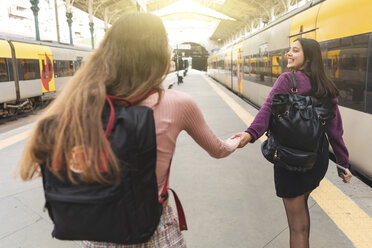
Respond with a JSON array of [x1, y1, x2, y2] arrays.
[[243, 56, 250, 80], [271, 53, 282, 79], [54, 60, 74, 77], [218, 59, 224, 70], [353, 34, 369, 45], [251, 57, 256, 74], [232, 60, 237, 76], [328, 39, 341, 49], [325, 34, 369, 112], [68, 61, 73, 76], [7, 58, 14, 81], [341, 37, 352, 46], [0, 58, 9, 82], [18, 59, 40, 81]]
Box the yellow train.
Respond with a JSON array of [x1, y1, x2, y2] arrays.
[[207, 0, 372, 180], [0, 36, 90, 117]]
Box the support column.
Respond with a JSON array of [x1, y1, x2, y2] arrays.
[[30, 0, 40, 41], [66, 0, 73, 45], [66, 12, 73, 45], [88, 0, 94, 49], [271, 6, 275, 21], [54, 0, 60, 42], [89, 22, 94, 49]]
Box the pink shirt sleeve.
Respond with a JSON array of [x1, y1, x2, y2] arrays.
[[181, 94, 240, 158]]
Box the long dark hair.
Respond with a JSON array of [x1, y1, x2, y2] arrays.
[[295, 38, 339, 98]]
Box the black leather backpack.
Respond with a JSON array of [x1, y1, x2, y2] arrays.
[[41, 96, 164, 244], [261, 72, 335, 172]]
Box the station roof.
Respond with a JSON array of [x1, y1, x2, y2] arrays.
[[70, 0, 291, 43]]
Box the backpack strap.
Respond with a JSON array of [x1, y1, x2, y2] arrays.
[[291, 72, 298, 92], [105, 95, 133, 138], [159, 161, 188, 231], [105, 91, 157, 137]]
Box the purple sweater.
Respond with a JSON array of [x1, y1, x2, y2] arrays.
[[245, 71, 349, 168]]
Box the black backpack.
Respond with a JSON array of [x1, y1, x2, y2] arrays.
[[261, 72, 335, 172], [41, 95, 166, 244]]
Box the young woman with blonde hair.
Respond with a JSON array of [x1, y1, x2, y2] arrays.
[[19, 12, 240, 247]]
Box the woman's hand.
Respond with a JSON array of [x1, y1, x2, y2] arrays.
[[231, 132, 252, 148], [339, 168, 352, 183]]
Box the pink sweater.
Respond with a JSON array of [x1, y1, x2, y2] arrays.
[[139, 89, 240, 195]]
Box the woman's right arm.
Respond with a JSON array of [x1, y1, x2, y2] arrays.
[[181, 95, 240, 159]]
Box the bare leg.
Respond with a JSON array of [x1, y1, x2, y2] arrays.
[[304, 191, 312, 239], [282, 191, 312, 248]]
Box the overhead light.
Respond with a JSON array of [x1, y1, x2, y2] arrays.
[[216, 0, 226, 4]]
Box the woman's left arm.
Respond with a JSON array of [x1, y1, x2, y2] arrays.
[[244, 73, 293, 144]]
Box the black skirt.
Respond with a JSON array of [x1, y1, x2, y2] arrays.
[[274, 135, 329, 198]]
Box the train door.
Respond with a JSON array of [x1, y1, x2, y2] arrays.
[[328, 49, 340, 79], [39, 53, 56, 96], [237, 48, 243, 94], [271, 54, 282, 79], [230, 49, 234, 89], [0, 40, 17, 104], [224, 53, 229, 86]]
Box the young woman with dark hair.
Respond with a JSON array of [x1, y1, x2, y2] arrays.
[[18, 13, 241, 247], [234, 38, 352, 248]]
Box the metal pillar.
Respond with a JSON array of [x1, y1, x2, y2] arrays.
[[30, 0, 40, 41], [88, 0, 94, 48], [54, 0, 60, 42], [66, 12, 73, 45], [89, 22, 94, 49]]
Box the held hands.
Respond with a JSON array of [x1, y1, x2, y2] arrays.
[[231, 132, 252, 148], [339, 168, 352, 183]]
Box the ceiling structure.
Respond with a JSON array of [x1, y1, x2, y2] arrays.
[[69, 0, 300, 47]]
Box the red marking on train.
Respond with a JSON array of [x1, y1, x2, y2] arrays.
[[41, 53, 53, 91]]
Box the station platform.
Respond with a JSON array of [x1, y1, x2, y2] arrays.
[[0, 69, 371, 248]]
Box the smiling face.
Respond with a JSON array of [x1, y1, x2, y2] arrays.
[[286, 40, 305, 71]]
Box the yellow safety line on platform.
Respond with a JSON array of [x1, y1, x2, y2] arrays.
[[0, 130, 30, 151], [203, 74, 372, 248]]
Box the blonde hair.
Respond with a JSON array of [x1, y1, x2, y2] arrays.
[[18, 12, 170, 184]]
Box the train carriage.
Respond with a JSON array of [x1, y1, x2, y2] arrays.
[[0, 39, 16, 104], [50, 46, 88, 92], [207, 0, 372, 180], [12, 41, 55, 100], [0, 36, 90, 117]]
